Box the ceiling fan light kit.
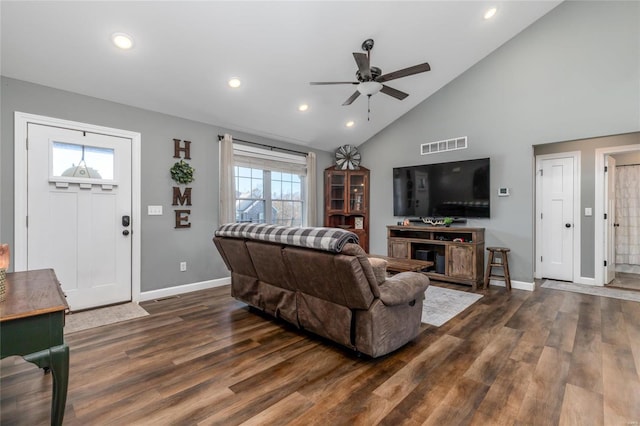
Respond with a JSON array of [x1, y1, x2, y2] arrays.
[[310, 38, 431, 118], [357, 81, 382, 96]]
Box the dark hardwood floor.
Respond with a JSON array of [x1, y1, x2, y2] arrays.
[[1, 282, 640, 425]]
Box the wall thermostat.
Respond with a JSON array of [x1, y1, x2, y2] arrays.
[[498, 187, 510, 197]]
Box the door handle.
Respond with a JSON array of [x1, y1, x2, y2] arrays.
[[565, 223, 571, 228], [122, 230, 130, 236], [122, 215, 130, 227]]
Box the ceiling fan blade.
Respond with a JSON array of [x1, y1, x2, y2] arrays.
[[376, 62, 431, 83], [342, 91, 361, 106], [310, 81, 358, 85], [380, 85, 409, 100], [353, 52, 371, 80]]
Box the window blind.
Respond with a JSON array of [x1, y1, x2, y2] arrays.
[[233, 143, 306, 175]]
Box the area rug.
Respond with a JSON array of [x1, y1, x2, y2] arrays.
[[421, 286, 483, 326], [65, 302, 149, 334], [541, 279, 640, 302]]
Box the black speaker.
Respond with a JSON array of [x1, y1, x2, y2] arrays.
[[435, 254, 445, 274], [415, 249, 433, 261]]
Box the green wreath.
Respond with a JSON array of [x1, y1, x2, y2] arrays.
[[170, 160, 195, 184]]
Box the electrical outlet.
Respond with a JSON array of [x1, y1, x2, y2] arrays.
[[180, 261, 187, 272]]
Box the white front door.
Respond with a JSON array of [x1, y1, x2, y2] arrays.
[[605, 155, 617, 283], [27, 123, 132, 311], [540, 157, 574, 281]]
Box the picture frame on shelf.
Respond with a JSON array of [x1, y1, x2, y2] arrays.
[[354, 217, 364, 229]]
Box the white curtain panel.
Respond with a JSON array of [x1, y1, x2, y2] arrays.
[[615, 165, 640, 265], [219, 134, 235, 226], [306, 152, 317, 227]]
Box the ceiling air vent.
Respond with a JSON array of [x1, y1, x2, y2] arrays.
[[421, 136, 467, 155]]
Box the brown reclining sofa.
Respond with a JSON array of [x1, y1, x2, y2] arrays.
[[213, 223, 430, 358]]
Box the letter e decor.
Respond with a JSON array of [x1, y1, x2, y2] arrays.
[[174, 210, 191, 228]]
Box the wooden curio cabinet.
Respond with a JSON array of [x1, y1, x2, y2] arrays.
[[324, 166, 369, 252]]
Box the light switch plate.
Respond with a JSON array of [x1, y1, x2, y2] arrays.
[[148, 205, 163, 215], [585, 207, 592, 216]]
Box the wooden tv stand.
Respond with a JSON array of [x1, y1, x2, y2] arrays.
[[387, 225, 485, 289]]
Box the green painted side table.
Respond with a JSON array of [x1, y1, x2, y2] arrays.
[[0, 269, 69, 426]]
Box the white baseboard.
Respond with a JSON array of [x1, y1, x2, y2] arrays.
[[489, 279, 534, 292], [139, 276, 231, 302]]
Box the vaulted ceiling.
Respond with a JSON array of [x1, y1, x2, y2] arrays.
[[1, 1, 561, 151]]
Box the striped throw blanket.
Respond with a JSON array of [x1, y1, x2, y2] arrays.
[[215, 223, 359, 253]]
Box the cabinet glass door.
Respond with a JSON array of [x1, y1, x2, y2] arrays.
[[349, 174, 366, 213], [329, 172, 345, 211]]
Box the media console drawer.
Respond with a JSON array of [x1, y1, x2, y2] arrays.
[[387, 225, 485, 289]]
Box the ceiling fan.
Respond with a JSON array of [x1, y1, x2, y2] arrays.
[[310, 38, 431, 114]]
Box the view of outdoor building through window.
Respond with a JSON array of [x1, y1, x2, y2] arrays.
[[234, 166, 303, 226], [52, 141, 114, 180]]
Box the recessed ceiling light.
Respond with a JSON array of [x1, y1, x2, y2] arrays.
[[111, 32, 133, 50], [345, 120, 355, 128], [298, 104, 309, 112], [228, 78, 241, 88], [484, 7, 497, 20]]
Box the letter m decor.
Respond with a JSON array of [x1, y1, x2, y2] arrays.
[[172, 187, 192, 206]]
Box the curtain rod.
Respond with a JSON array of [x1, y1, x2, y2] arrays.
[[218, 134, 308, 157], [616, 163, 640, 167]]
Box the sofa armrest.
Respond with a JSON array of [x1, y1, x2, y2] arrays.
[[377, 272, 430, 306]]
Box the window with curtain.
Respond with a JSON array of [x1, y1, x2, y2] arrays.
[[233, 144, 307, 226]]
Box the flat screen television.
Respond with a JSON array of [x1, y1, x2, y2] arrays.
[[393, 158, 490, 218]]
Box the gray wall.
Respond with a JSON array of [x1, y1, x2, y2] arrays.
[[535, 132, 640, 278], [0, 77, 332, 292], [359, 1, 640, 282]]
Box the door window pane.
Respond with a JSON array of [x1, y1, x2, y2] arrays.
[[52, 141, 114, 180]]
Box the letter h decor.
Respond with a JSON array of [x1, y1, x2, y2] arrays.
[[173, 138, 191, 160]]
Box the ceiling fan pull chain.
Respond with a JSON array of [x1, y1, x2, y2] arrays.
[[367, 95, 371, 121]]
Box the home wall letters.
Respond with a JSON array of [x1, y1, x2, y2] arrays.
[[171, 139, 194, 229]]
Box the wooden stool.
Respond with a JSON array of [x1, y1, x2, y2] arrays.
[[484, 247, 511, 290]]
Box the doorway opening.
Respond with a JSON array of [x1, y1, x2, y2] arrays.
[[595, 144, 640, 290]]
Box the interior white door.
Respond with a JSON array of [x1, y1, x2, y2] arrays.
[[27, 123, 132, 311], [604, 155, 616, 283], [541, 157, 574, 281]]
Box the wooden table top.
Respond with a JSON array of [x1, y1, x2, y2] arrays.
[[369, 255, 434, 273], [0, 269, 68, 322]]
